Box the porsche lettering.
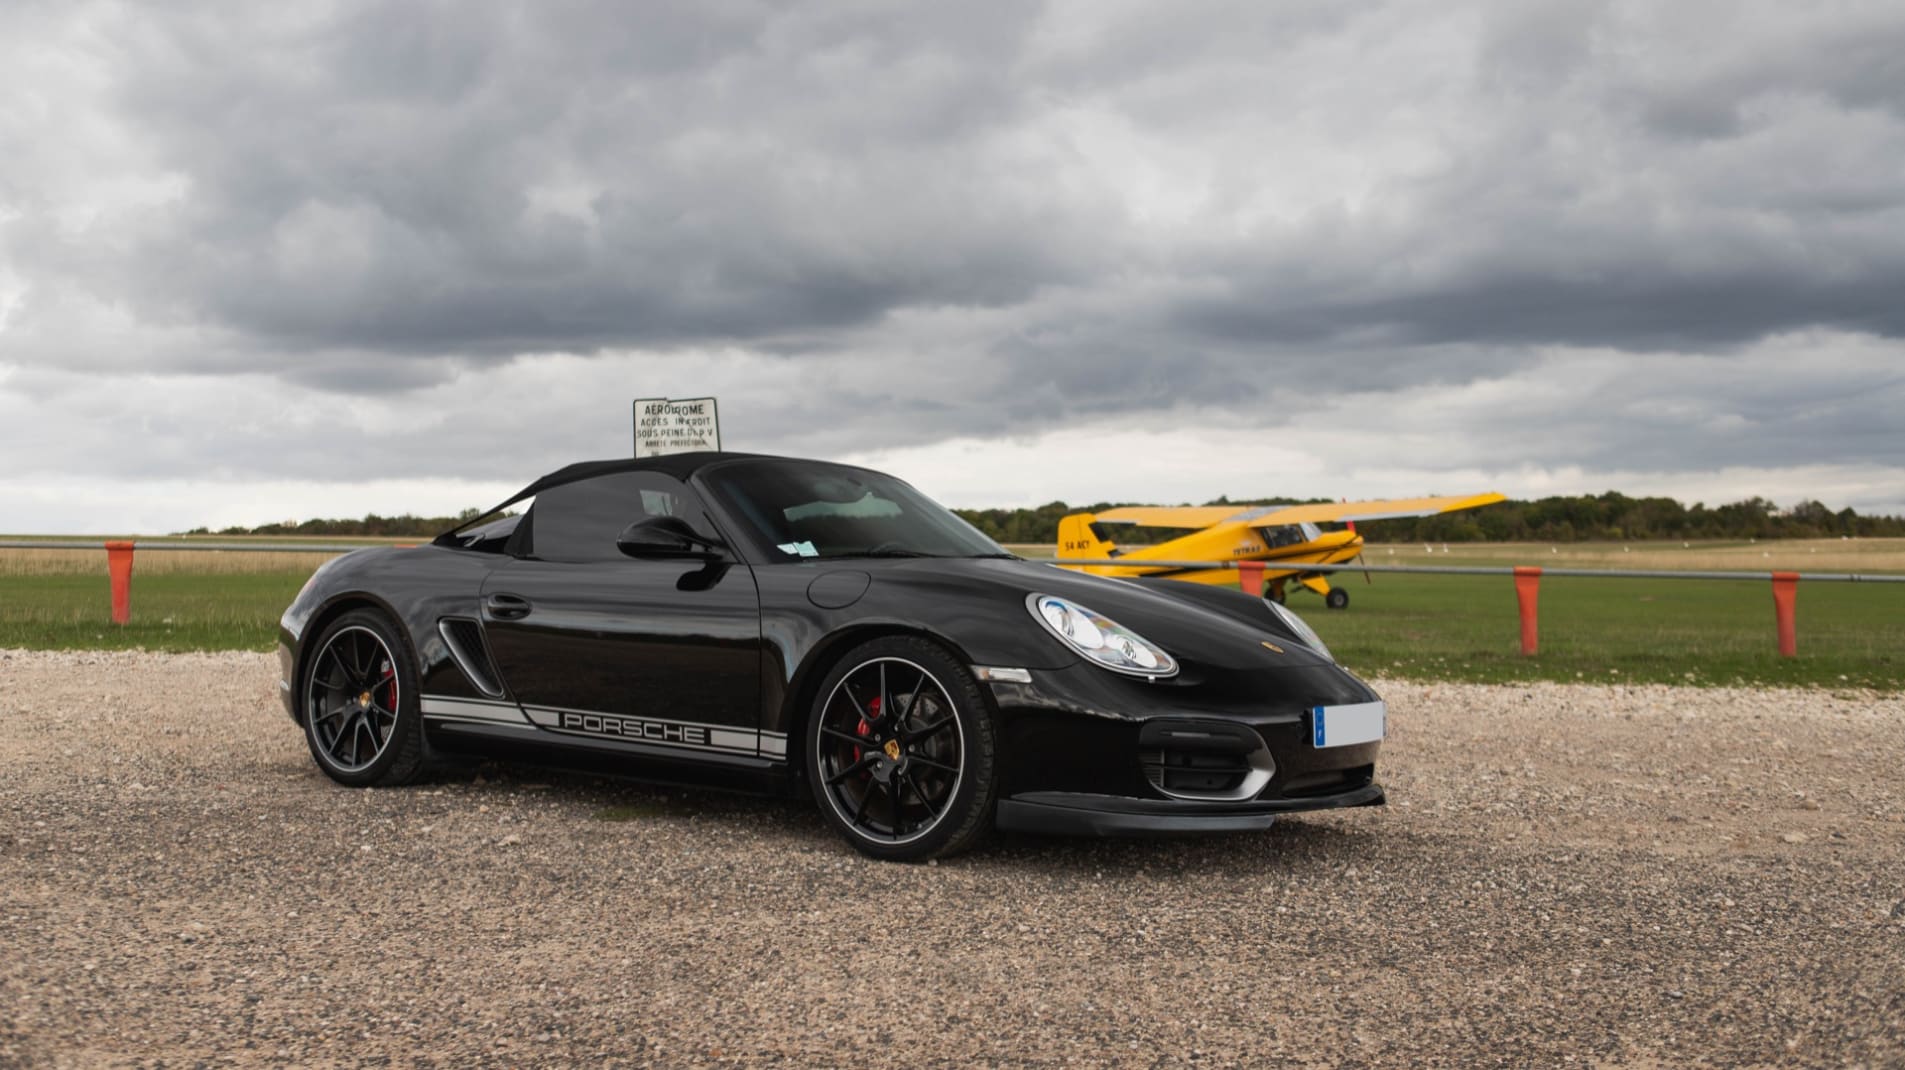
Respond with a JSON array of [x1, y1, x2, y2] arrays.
[[558, 711, 709, 746]]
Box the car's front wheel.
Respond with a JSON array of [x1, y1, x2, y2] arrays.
[[805, 637, 997, 862], [301, 609, 427, 787]]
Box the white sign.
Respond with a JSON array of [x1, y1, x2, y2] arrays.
[[633, 397, 722, 458]]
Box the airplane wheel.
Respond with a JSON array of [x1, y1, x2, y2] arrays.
[[1325, 588, 1350, 610]]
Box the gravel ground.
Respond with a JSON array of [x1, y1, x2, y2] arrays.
[[1, 649, 1901, 1069]]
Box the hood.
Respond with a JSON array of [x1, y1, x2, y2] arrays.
[[854, 557, 1338, 676]]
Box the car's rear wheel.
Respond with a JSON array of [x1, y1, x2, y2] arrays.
[[301, 609, 426, 787], [805, 637, 997, 862]]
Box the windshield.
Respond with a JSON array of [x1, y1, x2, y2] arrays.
[[701, 459, 1010, 563]]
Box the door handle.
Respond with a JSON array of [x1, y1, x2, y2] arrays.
[[485, 593, 532, 621]]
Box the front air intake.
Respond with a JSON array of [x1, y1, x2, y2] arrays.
[[1138, 720, 1275, 802], [438, 618, 504, 697]]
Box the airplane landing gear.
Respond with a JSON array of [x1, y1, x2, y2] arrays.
[[1325, 588, 1350, 610], [1267, 583, 1286, 605]]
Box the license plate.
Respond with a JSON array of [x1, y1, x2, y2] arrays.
[[1312, 701, 1385, 748]]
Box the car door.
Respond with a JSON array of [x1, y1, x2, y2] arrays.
[[478, 469, 766, 762]]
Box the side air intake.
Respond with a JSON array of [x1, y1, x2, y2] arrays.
[[438, 618, 504, 697], [1138, 720, 1275, 802]]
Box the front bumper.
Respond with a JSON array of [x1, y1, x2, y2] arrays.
[[995, 782, 1384, 837], [981, 657, 1387, 836]]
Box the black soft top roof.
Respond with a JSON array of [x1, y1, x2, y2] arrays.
[[511, 451, 783, 501], [440, 451, 793, 542]]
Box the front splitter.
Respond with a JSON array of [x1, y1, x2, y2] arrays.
[[994, 783, 1384, 837]]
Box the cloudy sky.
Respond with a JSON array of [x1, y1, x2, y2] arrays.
[[3, 0, 1902, 534]]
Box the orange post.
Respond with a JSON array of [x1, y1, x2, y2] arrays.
[[1771, 571, 1799, 657], [1513, 566, 1542, 655], [105, 540, 136, 624], [1237, 561, 1265, 598]]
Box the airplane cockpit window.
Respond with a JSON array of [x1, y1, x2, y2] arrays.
[[1263, 525, 1306, 548], [1300, 522, 1323, 543]]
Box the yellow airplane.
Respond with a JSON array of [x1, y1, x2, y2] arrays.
[[1055, 493, 1506, 609]]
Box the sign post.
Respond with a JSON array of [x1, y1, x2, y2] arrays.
[[633, 397, 722, 458]]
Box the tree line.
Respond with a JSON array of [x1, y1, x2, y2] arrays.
[[183, 508, 487, 538], [190, 493, 1905, 543], [955, 492, 1905, 544]]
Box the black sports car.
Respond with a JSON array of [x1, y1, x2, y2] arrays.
[[279, 453, 1385, 860]]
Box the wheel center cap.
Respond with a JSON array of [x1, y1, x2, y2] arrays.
[[357, 691, 372, 709], [882, 739, 902, 761]]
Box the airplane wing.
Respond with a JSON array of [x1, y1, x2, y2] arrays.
[[1093, 505, 1255, 529], [1234, 492, 1507, 526]]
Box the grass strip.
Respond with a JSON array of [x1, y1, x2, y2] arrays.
[[1, 562, 1897, 689]]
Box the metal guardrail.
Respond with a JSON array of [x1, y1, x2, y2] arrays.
[[4, 541, 1896, 582], [1050, 558, 1905, 583], [0, 540, 389, 553]]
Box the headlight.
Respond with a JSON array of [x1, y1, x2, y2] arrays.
[[1027, 594, 1178, 678], [1266, 599, 1332, 661]]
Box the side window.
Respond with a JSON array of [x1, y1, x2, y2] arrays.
[[524, 472, 710, 564]]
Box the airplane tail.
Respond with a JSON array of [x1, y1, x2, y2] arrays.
[[1057, 512, 1119, 562]]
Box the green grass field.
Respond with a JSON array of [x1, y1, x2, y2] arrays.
[[1293, 572, 1900, 690], [0, 571, 309, 653], [2, 543, 1900, 689]]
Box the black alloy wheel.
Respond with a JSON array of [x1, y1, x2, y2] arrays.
[[806, 637, 996, 861], [302, 609, 426, 787]]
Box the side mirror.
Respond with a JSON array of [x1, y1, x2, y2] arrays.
[[616, 516, 723, 559]]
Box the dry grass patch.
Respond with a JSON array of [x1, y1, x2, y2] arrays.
[[0, 548, 346, 576], [1018, 538, 1905, 572], [1370, 537, 1905, 574]]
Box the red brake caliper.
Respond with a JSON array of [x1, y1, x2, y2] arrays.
[[853, 695, 880, 764], [381, 659, 397, 712]]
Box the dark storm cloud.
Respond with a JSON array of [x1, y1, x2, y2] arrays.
[[8, 0, 1897, 376], [3, 0, 1904, 518], [15, 1, 1086, 361], [1158, 2, 1905, 353]]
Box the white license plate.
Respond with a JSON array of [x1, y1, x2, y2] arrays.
[[1312, 701, 1385, 748]]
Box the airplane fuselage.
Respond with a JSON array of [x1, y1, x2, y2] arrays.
[[1072, 526, 1364, 587]]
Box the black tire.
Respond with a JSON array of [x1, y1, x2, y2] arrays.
[[804, 636, 997, 862], [1325, 587, 1350, 610], [300, 609, 427, 787]]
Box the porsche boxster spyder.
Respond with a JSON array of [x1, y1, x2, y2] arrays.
[[279, 453, 1385, 860]]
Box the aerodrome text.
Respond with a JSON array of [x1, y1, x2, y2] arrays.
[[557, 711, 710, 746]]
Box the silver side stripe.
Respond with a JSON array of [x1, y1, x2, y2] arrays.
[[420, 695, 529, 725], [523, 706, 765, 756], [424, 694, 785, 758], [706, 728, 754, 751]]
